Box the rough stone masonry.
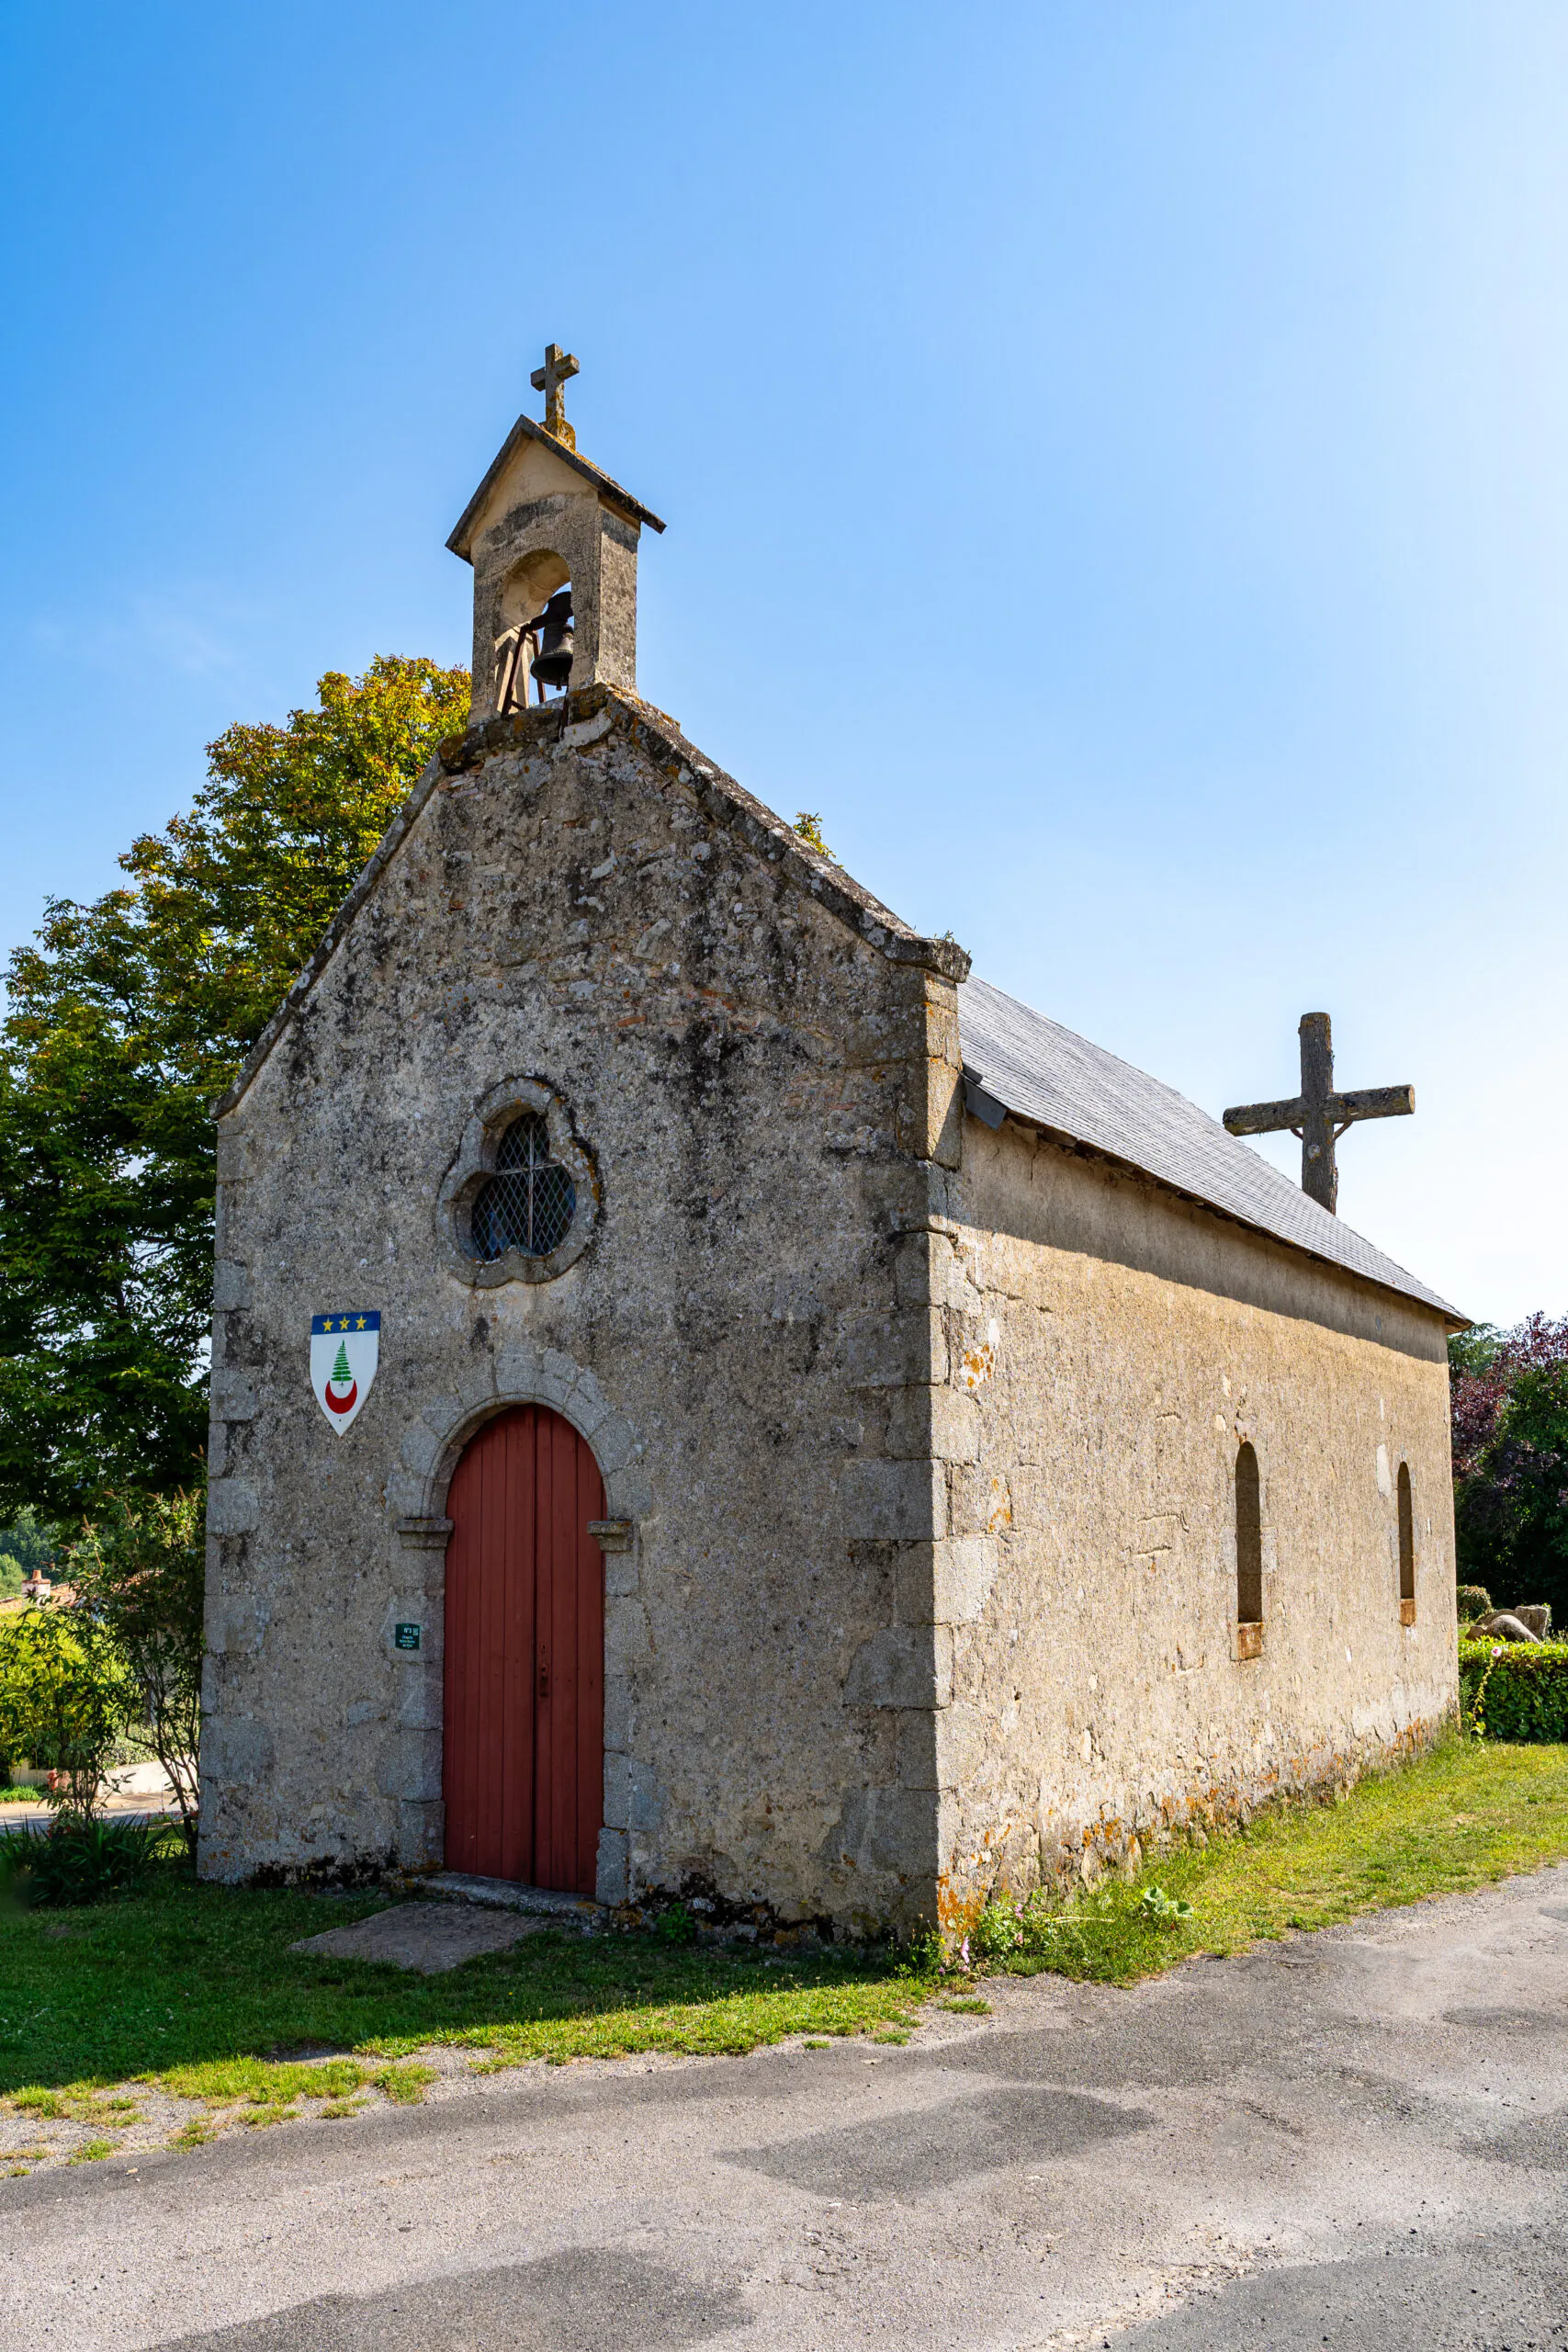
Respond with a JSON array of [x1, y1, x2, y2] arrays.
[[198, 386, 1462, 1936]]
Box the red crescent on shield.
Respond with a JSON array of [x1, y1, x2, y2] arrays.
[[325, 1379, 358, 1415]]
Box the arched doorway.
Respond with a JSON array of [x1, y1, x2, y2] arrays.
[[443, 1404, 605, 1893]]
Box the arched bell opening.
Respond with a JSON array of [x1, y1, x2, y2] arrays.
[[494, 548, 575, 714]]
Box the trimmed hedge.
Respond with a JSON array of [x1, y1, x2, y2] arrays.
[[1460, 1638, 1568, 1743]]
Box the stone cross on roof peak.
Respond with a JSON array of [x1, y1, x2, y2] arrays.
[[530, 343, 580, 449]]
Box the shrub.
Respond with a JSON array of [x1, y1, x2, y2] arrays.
[[1459, 1638, 1568, 1744], [1456, 1584, 1492, 1623], [0, 1814, 174, 1908], [0, 1605, 136, 1820]]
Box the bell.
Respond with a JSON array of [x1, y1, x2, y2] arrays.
[[528, 590, 574, 694]]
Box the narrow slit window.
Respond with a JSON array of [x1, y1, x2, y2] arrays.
[[1235, 1442, 1263, 1632], [1397, 1462, 1416, 1619]]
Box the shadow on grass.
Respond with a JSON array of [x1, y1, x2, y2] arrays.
[[0, 1862, 925, 2094]]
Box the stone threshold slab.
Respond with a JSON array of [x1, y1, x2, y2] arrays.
[[423, 1871, 605, 1924]]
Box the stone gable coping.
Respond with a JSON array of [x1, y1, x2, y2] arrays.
[[212, 683, 971, 1123], [439, 686, 971, 982]]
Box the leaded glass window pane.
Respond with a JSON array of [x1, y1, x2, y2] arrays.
[[469, 1113, 576, 1261]]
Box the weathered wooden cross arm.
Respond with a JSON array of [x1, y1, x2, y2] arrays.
[[1328, 1083, 1416, 1129], [1223, 1081, 1415, 1140], [1223, 1095, 1307, 1138]]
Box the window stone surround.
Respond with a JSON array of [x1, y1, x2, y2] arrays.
[[435, 1076, 600, 1288]]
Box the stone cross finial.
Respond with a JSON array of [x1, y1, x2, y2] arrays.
[[531, 343, 581, 448], [1223, 1013, 1414, 1215]]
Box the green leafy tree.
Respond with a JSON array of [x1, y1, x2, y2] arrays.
[[0, 1605, 138, 1823], [1451, 1314, 1568, 1627], [0, 1507, 60, 1600], [1448, 1324, 1503, 1384], [65, 1487, 205, 1849], [0, 656, 469, 1518]]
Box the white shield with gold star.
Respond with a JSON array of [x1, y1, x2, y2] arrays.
[[309, 1312, 381, 1434]]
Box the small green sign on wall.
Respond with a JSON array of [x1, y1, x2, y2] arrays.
[[393, 1623, 422, 1652]]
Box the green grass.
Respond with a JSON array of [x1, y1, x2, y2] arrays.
[[1, 1738, 1565, 2137], [0, 1872, 928, 2100], [969, 1736, 1568, 1985]]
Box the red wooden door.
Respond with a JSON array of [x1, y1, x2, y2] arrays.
[[443, 1405, 605, 1893]]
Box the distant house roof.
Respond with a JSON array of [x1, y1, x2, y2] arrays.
[[957, 976, 1461, 1322]]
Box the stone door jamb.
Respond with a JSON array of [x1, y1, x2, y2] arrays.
[[384, 1346, 651, 1898]]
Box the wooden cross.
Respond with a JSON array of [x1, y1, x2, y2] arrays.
[[531, 342, 580, 446], [1223, 1012, 1414, 1215]]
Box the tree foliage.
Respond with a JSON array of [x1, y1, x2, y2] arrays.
[[65, 1487, 206, 1849], [0, 1605, 138, 1823], [0, 1509, 59, 1600], [1450, 1314, 1568, 1629], [0, 657, 469, 1518]]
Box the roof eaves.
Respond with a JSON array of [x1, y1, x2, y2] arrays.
[[960, 1071, 1466, 1329]]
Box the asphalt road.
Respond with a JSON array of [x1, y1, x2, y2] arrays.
[[5, 1865, 1567, 2351]]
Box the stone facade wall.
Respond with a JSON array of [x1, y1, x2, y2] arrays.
[[198, 689, 966, 1934], [921, 1112, 1460, 1924]]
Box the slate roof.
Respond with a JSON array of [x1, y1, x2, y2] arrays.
[[957, 976, 1461, 1321]]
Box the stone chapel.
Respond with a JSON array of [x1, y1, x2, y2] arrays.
[[198, 365, 1462, 1934]]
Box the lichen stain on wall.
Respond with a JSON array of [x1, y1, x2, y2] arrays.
[[957, 1319, 998, 1392]]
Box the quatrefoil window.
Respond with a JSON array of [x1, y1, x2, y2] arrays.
[[439, 1079, 599, 1288]]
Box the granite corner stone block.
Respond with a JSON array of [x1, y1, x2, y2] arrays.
[[839, 1458, 944, 1544], [206, 1481, 261, 1536], [843, 1626, 950, 1710], [212, 1259, 253, 1311], [595, 1828, 629, 1905]]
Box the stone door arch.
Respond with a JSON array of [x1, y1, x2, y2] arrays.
[[443, 1404, 605, 1893]]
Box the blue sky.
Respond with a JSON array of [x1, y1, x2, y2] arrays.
[[3, 2, 1564, 1324]]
